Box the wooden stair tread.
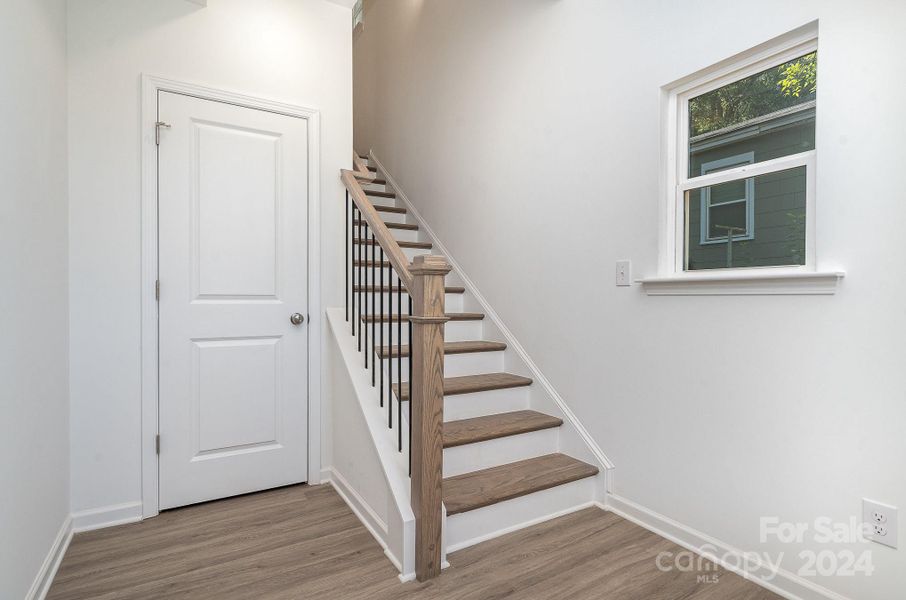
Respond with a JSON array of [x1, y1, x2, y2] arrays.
[[443, 410, 562, 448], [365, 190, 396, 198], [362, 312, 484, 323], [367, 165, 377, 172], [354, 285, 464, 294], [374, 204, 406, 214], [378, 340, 506, 359], [394, 372, 532, 402], [354, 238, 431, 250], [354, 219, 417, 231], [443, 454, 599, 516], [369, 178, 387, 185]]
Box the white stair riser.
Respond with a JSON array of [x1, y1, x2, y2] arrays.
[[363, 319, 483, 344], [444, 476, 598, 552], [401, 246, 434, 260], [351, 244, 428, 260], [440, 350, 503, 377], [376, 350, 503, 381], [386, 228, 421, 243], [352, 292, 464, 313], [353, 227, 421, 244], [443, 428, 559, 478], [374, 211, 408, 224], [351, 206, 407, 224], [442, 386, 531, 422]]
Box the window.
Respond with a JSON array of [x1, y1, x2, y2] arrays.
[[699, 152, 755, 246], [668, 36, 818, 274]]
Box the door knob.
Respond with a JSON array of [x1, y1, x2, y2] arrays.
[[290, 313, 304, 325]]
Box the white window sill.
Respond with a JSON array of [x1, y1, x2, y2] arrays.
[[638, 271, 844, 296]]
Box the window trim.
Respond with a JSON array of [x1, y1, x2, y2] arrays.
[[658, 27, 820, 281], [699, 152, 756, 245]]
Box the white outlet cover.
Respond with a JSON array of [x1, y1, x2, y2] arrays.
[[864, 498, 898, 549]]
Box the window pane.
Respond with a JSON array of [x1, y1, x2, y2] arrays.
[[685, 166, 807, 271], [688, 52, 816, 177], [708, 202, 746, 239], [710, 178, 747, 205]]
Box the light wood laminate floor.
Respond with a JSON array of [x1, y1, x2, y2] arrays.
[[48, 484, 780, 599]]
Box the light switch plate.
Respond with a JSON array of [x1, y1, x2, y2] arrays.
[[864, 498, 898, 548], [616, 260, 631, 286]]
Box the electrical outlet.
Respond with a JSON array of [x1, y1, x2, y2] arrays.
[[864, 499, 898, 548], [616, 260, 631, 286]]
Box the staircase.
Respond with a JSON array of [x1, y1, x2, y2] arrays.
[[342, 154, 603, 580]]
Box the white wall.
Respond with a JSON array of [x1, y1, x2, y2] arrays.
[[0, 0, 71, 597], [68, 0, 352, 515], [354, 2, 906, 598]]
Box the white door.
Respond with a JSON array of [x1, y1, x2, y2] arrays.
[[158, 91, 309, 510]]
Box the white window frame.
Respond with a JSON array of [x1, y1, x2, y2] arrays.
[[700, 152, 755, 245], [660, 30, 819, 280]]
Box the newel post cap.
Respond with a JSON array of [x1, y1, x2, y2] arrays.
[[409, 254, 452, 276]]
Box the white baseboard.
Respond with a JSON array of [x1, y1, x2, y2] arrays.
[[605, 494, 851, 600], [322, 467, 413, 580], [25, 515, 73, 600], [71, 501, 143, 533]]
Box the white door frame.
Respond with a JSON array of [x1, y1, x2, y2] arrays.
[[140, 75, 322, 518]]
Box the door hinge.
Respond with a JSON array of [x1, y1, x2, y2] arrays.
[[155, 279, 160, 301], [155, 121, 171, 146], [155, 434, 161, 455]]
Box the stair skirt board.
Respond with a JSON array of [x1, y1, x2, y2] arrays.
[[444, 477, 599, 552]]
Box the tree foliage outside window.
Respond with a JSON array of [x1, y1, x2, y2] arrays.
[[690, 52, 817, 137]]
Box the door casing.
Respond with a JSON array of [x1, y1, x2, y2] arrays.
[[140, 75, 322, 518]]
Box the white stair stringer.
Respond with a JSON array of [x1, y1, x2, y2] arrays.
[[325, 307, 419, 581]]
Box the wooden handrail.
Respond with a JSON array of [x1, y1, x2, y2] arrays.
[[352, 153, 375, 181], [341, 168, 413, 290]]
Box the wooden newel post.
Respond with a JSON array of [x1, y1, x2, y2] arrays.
[[408, 254, 452, 581]]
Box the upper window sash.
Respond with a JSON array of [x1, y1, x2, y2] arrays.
[[674, 38, 818, 186]]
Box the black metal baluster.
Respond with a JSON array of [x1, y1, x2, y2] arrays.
[[408, 295, 413, 461], [397, 277, 403, 452], [359, 225, 368, 357], [354, 207, 359, 338], [379, 248, 385, 408], [371, 234, 376, 387], [364, 224, 369, 368], [381, 269, 393, 424], [345, 191, 349, 322]]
